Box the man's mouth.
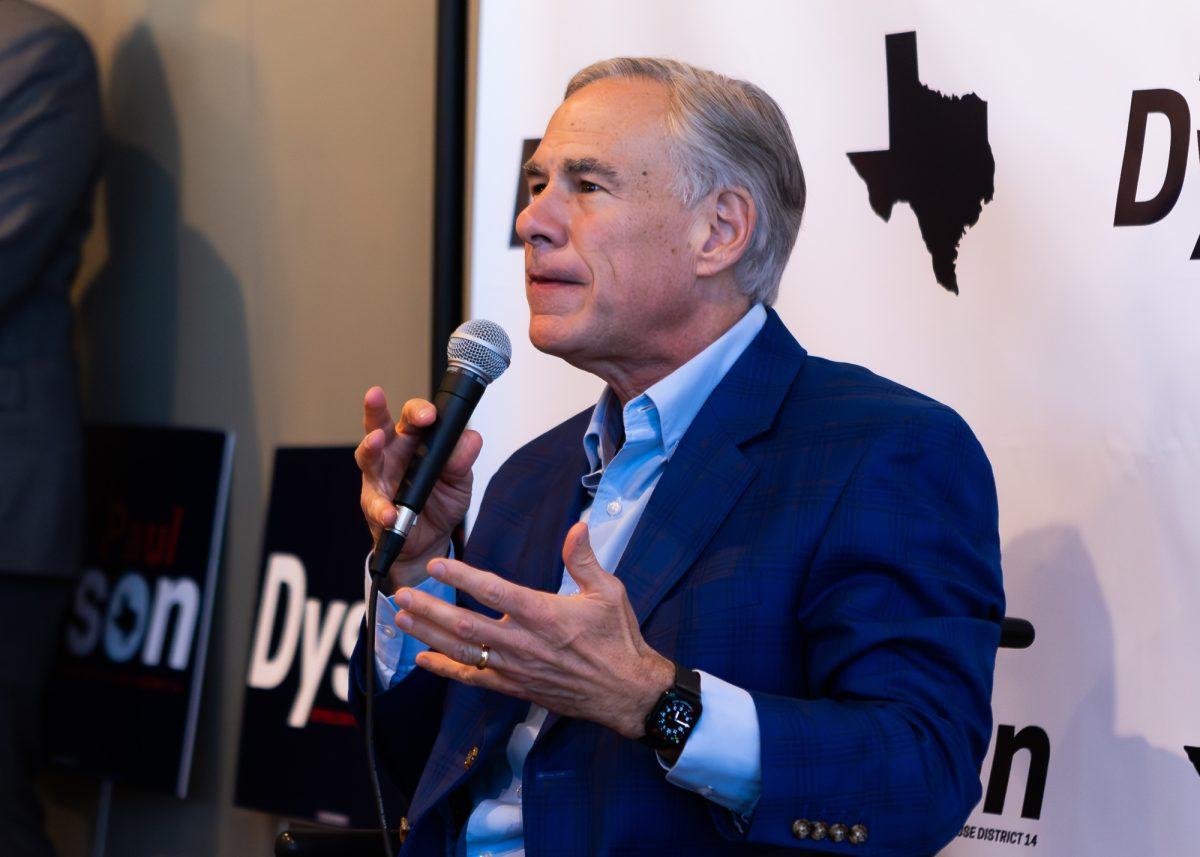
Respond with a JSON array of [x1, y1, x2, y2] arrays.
[[528, 273, 585, 286]]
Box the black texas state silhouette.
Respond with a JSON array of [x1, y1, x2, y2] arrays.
[[848, 32, 995, 294]]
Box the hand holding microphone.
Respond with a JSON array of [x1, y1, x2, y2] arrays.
[[356, 320, 511, 592], [355, 390, 473, 592]]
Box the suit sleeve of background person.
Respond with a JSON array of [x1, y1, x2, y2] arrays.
[[0, 9, 101, 313], [0, 5, 99, 582]]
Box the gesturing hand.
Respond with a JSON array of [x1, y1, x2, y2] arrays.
[[354, 386, 482, 593], [394, 522, 675, 739]]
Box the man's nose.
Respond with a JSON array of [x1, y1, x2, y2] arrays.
[[515, 186, 567, 248]]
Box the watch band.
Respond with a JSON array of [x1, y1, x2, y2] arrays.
[[672, 662, 702, 706]]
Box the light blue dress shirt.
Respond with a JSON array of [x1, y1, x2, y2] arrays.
[[369, 303, 768, 856]]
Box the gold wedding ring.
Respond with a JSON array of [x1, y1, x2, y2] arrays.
[[474, 643, 490, 670]]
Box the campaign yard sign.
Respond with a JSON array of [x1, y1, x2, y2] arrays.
[[235, 446, 400, 827], [48, 425, 234, 798]]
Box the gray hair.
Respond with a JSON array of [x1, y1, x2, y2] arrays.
[[566, 57, 805, 306]]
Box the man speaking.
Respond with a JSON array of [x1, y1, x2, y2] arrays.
[[351, 58, 1004, 855]]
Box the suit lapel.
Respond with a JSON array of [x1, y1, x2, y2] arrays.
[[536, 310, 807, 741], [614, 424, 755, 624], [474, 435, 588, 756], [517, 434, 590, 597], [619, 309, 806, 626]]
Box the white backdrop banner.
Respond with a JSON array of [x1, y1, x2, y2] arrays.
[[466, 2, 1200, 853]]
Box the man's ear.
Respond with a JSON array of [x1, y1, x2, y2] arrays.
[[695, 187, 755, 279]]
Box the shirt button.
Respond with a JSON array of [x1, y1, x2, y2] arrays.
[[606, 499, 621, 516], [381, 625, 396, 638], [516, 785, 523, 800]]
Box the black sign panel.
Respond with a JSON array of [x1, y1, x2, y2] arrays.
[[48, 425, 234, 797], [235, 447, 399, 827], [510, 137, 541, 247]]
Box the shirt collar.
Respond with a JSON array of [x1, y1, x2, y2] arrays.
[[582, 303, 768, 473]]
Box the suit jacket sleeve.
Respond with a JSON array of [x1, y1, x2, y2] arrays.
[[0, 16, 100, 312], [730, 406, 1004, 855]]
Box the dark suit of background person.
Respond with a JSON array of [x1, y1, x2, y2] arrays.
[[350, 310, 1005, 855], [0, 2, 100, 855]]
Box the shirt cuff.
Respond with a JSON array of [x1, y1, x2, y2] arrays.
[[659, 670, 762, 816], [363, 553, 456, 690]]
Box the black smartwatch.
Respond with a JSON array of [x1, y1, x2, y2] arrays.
[[640, 662, 703, 764]]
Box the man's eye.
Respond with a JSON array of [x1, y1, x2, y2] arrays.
[[579, 180, 601, 193], [529, 182, 546, 197]]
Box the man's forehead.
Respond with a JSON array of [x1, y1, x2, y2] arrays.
[[552, 76, 669, 131], [527, 78, 670, 171]]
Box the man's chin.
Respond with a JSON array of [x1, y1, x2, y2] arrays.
[[528, 314, 583, 358]]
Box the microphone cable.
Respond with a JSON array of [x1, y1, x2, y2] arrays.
[[364, 566, 397, 857]]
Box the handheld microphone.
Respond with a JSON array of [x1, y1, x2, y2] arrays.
[[368, 319, 511, 580]]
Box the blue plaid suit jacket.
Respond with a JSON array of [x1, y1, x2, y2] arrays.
[[351, 309, 1004, 855]]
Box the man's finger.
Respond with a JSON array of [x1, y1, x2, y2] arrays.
[[428, 559, 544, 622], [396, 609, 512, 671], [363, 386, 395, 434], [398, 398, 437, 438], [356, 431, 398, 526], [367, 492, 398, 529], [354, 428, 386, 472], [441, 429, 483, 481], [562, 522, 610, 592], [415, 651, 527, 698], [394, 586, 518, 651]]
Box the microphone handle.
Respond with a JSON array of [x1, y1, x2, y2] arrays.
[[369, 367, 485, 580], [396, 367, 485, 509]]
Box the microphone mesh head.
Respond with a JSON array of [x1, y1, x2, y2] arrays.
[[447, 319, 511, 383]]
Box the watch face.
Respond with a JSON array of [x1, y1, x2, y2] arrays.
[[653, 696, 696, 745]]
